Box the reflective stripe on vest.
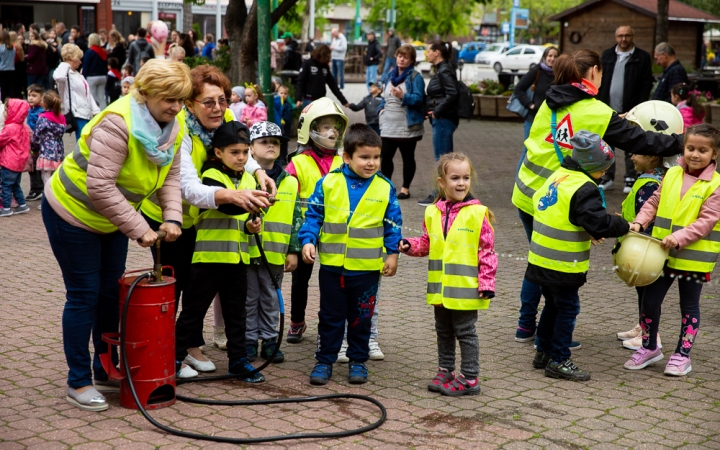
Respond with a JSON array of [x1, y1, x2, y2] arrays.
[[528, 168, 593, 273], [294, 153, 342, 217], [426, 204, 490, 310], [192, 168, 257, 264], [247, 174, 299, 265], [318, 171, 389, 271], [49, 95, 178, 233], [621, 174, 662, 222], [512, 98, 613, 215], [651, 166, 720, 272]]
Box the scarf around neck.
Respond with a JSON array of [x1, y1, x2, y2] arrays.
[[540, 61, 554, 76], [390, 65, 414, 87], [184, 107, 216, 151], [129, 96, 177, 166], [91, 45, 107, 60]]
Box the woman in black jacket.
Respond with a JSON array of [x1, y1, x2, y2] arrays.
[[513, 46, 559, 173], [106, 30, 127, 67], [294, 44, 349, 108]]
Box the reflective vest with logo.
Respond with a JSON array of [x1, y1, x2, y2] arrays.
[[140, 108, 236, 228], [50, 95, 181, 233], [652, 166, 720, 272], [621, 174, 662, 222], [426, 204, 490, 310], [512, 98, 613, 215], [318, 171, 389, 271], [192, 167, 257, 264], [293, 153, 342, 217], [248, 174, 299, 265], [528, 168, 593, 273]]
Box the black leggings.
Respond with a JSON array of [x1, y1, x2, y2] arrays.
[[290, 257, 315, 324], [381, 138, 417, 190]]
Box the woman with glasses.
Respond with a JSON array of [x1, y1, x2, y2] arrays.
[[42, 60, 191, 411], [139, 65, 275, 376]]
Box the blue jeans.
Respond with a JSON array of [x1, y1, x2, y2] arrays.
[[518, 209, 543, 331], [430, 117, 457, 161], [27, 73, 48, 89], [331, 59, 345, 89], [366, 65, 379, 91], [75, 118, 89, 141], [517, 120, 533, 174], [1, 167, 25, 209], [383, 56, 396, 75], [536, 285, 581, 363], [42, 197, 128, 388]]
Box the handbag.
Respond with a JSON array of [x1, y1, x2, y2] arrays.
[[506, 69, 541, 119], [64, 71, 78, 134]]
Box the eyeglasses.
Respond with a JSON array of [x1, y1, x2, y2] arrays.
[[194, 97, 228, 109], [615, 34, 633, 39]]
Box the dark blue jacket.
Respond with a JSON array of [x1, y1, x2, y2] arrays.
[[83, 48, 108, 78], [273, 95, 293, 133], [652, 59, 689, 103]]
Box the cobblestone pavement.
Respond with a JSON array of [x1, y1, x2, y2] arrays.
[[2, 86, 720, 449]]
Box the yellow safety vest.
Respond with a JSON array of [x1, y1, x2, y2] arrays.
[[621, 175, 662, 222], [49, 95, 181, 233], [192, 167, 257, 264], [652, 166, 720, 272], [293, 153, 342, 217], [426, 204, 491, 310], [248, 174, 299, 265], [528, 168, 593, 273], [141, 108, 236, 228], [512, 98, 613, 215], [318, 171, 390, 271]]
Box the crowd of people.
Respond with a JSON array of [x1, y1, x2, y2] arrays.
[[2, 18, 720, 415]]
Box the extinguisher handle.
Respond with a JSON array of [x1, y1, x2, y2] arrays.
[[155, 230, 167, 242]]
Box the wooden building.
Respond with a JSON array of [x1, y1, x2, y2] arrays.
[[549, 0, 720, 69]]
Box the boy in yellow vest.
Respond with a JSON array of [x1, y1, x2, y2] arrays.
[[300, 123, 403, 385], [175, 121, 265, 382], [244, 121, 302, 363], [527, 130, 629, 381]]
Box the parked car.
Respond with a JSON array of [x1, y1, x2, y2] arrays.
[[412, 41, 427, 64], [458, 42, 486, 63], [474, 42, 510, 65], [491, 45, 546, 73]]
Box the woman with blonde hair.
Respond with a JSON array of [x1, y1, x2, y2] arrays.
[[84, 33, 109, 109], [26, 28, 48, 88], [107, 29, 127, 65], [54, 43, 100, 139], [43, 59, 193, 412], [168, 44, 186, 62], [0, 30, 16, 101]]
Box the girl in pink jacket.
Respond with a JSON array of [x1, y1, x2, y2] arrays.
[[0, 98, 31, 216], [671, 83, 705, 128], [399, 153, 497, 397], [239, 84, 267, 127]]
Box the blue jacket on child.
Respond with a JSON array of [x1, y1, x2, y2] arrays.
[[273, 95, 293, 133], [27, 105, 43, 132]]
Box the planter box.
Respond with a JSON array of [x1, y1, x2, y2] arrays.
[[704, 103, 720, 127], [472, 94, 482, 116], [479, 95, 498, 117], [497, 96, 517, 118]]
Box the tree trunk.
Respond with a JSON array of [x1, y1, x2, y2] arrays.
[[182, 1, 194, 33], [299, 1, 311, 53], [655, 0, 669, 46], [240, 2, 259, 83], [226, 0, 249, 84]]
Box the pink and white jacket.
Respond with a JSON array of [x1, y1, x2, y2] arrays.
[[677, 100, 705, 128], [239, 103, 267, 127], [404, 197, 497, 295], [0, 99, 31, 173]]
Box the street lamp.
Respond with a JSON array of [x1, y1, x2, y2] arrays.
[[458, 59, 464, 82]]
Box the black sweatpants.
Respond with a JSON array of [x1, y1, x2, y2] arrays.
[[381, 138, 418, 190], [175, 262, 248, 364], [290, 257, 315, 324]]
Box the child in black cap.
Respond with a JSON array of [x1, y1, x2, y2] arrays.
[[174, 120, 266, 382]]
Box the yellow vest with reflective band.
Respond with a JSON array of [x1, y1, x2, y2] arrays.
[[621, 175, 662, 222], [192, 167, 257, 264], [528, 168, 593, 273], [651, 166, 720, 272], [293, 153, 342, 217], [512, 98, 613, 215], [140, 108, 236, 228], [247, 174, 299, 265], [426, 204, 490, 310], [318, 171, 390, 271], [49, 95, 180, 233]]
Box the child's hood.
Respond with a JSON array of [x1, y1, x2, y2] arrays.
[[5, 99, 29, 125], [433, 195, 481, 215]]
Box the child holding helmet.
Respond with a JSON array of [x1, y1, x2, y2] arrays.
[[626, 124, 720, 376]]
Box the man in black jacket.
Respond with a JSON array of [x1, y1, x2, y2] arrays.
[[597, 25, 654, 193], [652, 42, 689, 103], [364, 32, 382, 92]]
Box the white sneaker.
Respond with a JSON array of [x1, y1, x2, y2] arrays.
[[184, 354, 217, 372], [177, 364, 198, 379], [617, 323, 642, 341], [368, 339, 385, 360], [623, 333, 661, 350], [214, 326, 228, 351], [599, 179, 614, 190], [337, 340, 349, 363]]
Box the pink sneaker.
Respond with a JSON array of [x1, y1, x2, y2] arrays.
[[664, 353, 692, 376], [624, 346, 664, 370]]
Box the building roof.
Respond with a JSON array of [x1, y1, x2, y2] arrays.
[[549, 0, 720, 23]]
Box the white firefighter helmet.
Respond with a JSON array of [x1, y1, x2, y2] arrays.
[[624, 100, 684, 168], [614, 231, 669, 287], [296, 97, 349, 150]]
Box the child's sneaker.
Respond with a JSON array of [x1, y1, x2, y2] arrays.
[[348, 362, 368, 384], [623, 177, 635, 194], [368, 339, 384, 360], [623, 333, 661, 350], [532, 351, 551, 369], [13, 204, 29, 215], [246, 341, 258, 362], [228, 358, 265, 382], [0, 208, 12, 217], [286, 322, 307, 343], [336, 340, 349, 363], [309, 363, 332, 385], [545, 359, 591, 381], [428, 367, 454, 392], [515, 327, 536, 342], [438, 374, 480, 397], [617, 323, 642, 341], [664, 353, 692, 376], [26, 191, 42, 201], [261, 338, 285, 363], [624, 346, 664, 370], [214, 326, 228, 350]]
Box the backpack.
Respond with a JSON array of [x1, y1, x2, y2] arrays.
[[456, 81, 475, 120]]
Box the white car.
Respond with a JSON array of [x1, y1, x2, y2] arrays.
[[413, 44, 427, 64], [474, 42, 510, 65], [491, 45, 546, 73]]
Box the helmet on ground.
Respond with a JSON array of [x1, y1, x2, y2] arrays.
[[296, 97, 349, 150], [614, 231, 669, 287], [624, 100, 684, 168]]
